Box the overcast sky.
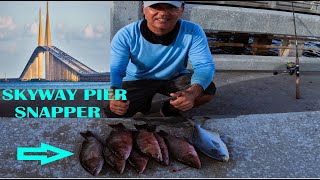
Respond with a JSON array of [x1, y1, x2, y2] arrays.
[[0, 1, 113, 78]]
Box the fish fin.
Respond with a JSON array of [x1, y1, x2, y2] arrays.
[[216, 129, 221, 135], [183, 136, 192, 145], [80, 161, 94, 176], [108, 123, 126, 130], [84, 130, 103, 143], [147, 124, 157, 132], [80, 130, 93, 139], [157, 130, 168, 137], [134, 123, 155, 131], [186, 118, 196, 126], [211, 140, 220, 148], [134, 123, 147, 130], [80, 132, 87, 139]]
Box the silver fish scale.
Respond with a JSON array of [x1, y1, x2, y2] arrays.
[[191, 125, 229, 161]]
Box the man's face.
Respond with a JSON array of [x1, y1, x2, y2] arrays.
[[143, 3, 184, 35]]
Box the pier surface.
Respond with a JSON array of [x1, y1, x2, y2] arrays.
[[1, 70, 320, 178], [0, 111, 319, 178]]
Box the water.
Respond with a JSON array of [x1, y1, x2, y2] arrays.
[[0, 81, 111, 89]]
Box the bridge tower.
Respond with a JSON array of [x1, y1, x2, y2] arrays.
[[21, 8, 44, 80], [37, 8, 44, 79], [45, 1, 52, 80], [20, 1, 99, 82]]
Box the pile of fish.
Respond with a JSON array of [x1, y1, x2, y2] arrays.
[[79, 122, 229, 176]]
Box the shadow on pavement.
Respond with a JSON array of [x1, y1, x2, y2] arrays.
[[183, 71, 320, 117]]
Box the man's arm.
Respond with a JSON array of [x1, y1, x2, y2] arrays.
[[187, 84, 204, 97], [170, 23, 214, 111], [110, 27, 131, 88], [188, 23, 215, 90], [109, 28, 132, 115]]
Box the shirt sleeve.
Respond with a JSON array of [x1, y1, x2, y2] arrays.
[[110, 28, 131, 88], [188, 24, 215, 90]]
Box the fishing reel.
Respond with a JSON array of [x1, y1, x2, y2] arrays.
[[286, 62, 297, 75], [273, 62, 298, 76]]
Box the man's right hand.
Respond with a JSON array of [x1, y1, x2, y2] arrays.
[[109, 99, 130, 116]]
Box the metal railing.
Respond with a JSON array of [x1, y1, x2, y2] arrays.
[[185, 1, 320, 15]]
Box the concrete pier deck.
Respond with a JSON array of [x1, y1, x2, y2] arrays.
[[0, 111, 319, 178], [1, 70, 320, 178]]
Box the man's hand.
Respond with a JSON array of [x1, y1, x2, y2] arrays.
[[109, 98, 130, 116], [108, 87, 130, 116], [169, 84, 203, 111]]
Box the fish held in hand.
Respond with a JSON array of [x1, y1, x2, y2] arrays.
[[134, 124, 162, 162], [79, 131, 105, 176], [106, 123, 133, 160], [103, 145, 126, 174], [188, 119, 229, 162], [158, 130, 201, 169]]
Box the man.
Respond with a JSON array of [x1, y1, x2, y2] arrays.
[[105, 1, 216, 117]]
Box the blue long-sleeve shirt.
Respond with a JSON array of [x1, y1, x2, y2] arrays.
[[110, 19, 215, 89]]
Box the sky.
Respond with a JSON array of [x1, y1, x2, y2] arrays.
[[0, 1, 113, 78]]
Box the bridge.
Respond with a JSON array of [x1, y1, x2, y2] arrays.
[[19, 45, 109, 82], [19, 2, 109, 82]]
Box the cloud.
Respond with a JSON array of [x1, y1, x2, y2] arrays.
[[56, 23, 67, 39], [0, 16, 16, 30], [83, 24, 95, 38], [0, 16, 17, 40], [30, 23, 38, 34], [24, 22, 38, 36], [83, 24, 107, 39]]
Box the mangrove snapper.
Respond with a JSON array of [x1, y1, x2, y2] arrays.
[[103, 145, 126, 174], [158, 130, 201, 169], [105, 123, 133, 160], [134, 124, 162, 162], [154, 132, 170, 166], [79, 131, 105, 176], [128, 146, 149, 174]]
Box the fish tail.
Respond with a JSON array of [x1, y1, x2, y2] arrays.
[[80, 130, 94, 139], [80, 132, 87, 139], [186, 118, 199, 139], [183, 136, 192, 145], [108, 123, 126, 130], [157, 130, 168, 137], [134, 123, 149, 130], [147, 124, 157, 132], [186, 118, 196, 126]]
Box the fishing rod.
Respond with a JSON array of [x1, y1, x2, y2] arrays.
[[272, 2, 301, 99], [292, 1, 300, 99]]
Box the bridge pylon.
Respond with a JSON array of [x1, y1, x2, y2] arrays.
[[45, 1, 52, 81]]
